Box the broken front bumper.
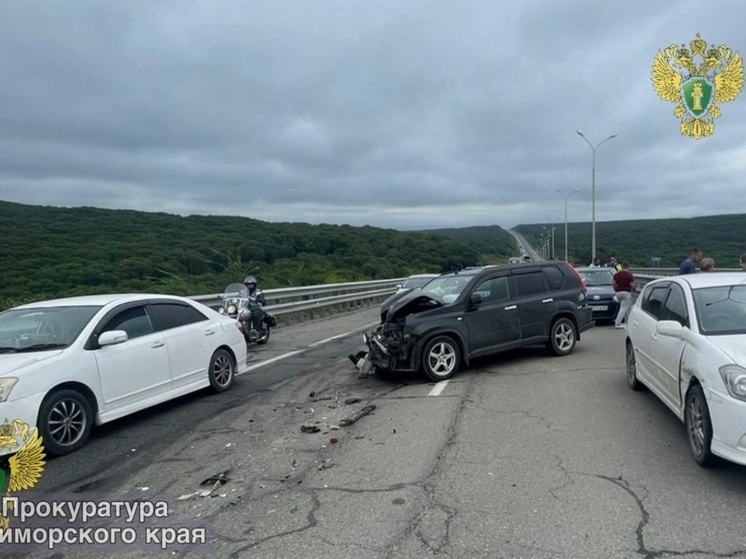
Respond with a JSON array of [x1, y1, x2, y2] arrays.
[[348, 329, 417, 377]]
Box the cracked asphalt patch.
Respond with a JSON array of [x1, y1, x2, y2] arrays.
[[8, 321, 746, 558]]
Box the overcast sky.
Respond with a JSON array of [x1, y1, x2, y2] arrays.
[[1, 0, 745, 231]]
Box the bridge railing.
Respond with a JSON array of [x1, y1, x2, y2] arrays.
[[630, 267, 743, 295], [190, 278, 405, 325], [631, 267, 742, 276]]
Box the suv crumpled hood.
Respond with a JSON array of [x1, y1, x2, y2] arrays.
[[381, 290, 445, 322]]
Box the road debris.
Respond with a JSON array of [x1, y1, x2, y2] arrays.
[[339, 404, 376, 427], [200, 470, 231, 486], [344, 397, 362, 405], [300, 425, 321, 433]]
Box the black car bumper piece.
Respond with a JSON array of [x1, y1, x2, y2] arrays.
[[577, 306, 595, 333]]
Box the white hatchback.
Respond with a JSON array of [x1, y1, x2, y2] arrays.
[[625, 272, 746, 467], [0, 294, 248, 457]]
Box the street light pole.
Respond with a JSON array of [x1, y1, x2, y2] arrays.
[[555, 188, 579, 262], [546, 216, 556, 259], [576, 131, 617, 260]]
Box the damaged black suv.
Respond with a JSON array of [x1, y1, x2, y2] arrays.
[[353, 261, 594, 381]]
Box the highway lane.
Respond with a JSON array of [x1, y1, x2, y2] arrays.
[[509, 229, 541, 261], [6, 311, 746, 559]]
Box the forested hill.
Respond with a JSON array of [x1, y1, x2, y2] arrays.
[[514, 214, 746, 268], [0, 200, 515, 309], [415, 225, 517, 258]]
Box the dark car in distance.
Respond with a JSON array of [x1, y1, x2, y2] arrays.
[[575, 267, 619, 322], [353, 261, 595, 381]]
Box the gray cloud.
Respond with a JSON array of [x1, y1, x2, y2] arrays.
[[1, 0, 745, 231]]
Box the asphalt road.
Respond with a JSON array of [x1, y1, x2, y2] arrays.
[[5, 308, 746, 559]]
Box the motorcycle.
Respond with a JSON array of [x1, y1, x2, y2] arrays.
[[217, 283, 277, 345]]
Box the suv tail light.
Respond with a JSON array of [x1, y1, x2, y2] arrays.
[[564, 261, 587, 292]]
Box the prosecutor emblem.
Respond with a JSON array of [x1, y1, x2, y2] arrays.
[[0, 419, 46, 531], [652, 33, 743, 139]]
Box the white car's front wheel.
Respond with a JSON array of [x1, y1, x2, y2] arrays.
[[626, 342, 643, 391], [684, 384, 715, 467], [208, 349, 235, 392], [38, 389, 94, 456]]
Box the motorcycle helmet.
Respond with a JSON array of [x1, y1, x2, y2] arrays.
[[244, 275, 257, 288]]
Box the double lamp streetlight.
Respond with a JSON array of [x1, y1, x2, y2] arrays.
[[553, 131, 617, 263], [576, 130, 617, 261]]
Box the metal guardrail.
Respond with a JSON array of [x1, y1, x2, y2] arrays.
[[629, 268, 745, 297], [190, 278, 405, 325], [631, 267, 742, 276]]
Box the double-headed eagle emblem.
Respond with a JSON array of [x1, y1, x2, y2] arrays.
[[652, 33, 744, 139], [0, 419, 46, 531]]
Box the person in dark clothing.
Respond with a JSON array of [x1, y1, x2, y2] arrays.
[[243, 275, 266, 335], [613, 262, 636, 328], [679, 248, 702, 274]]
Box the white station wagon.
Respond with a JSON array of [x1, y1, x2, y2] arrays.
[[0, 294, 248, 456], [625, 272, 746, 467]]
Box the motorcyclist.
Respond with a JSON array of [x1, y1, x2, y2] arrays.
[[243, 275, 266, 337]]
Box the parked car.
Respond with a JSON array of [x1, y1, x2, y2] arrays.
[[0, 294, 248, 457], [356, 261, 594, 381], [575, 267, 619, 322], [380, 273, 441, 311], [395, 274, 440, 294], [625, 273, 746, 467]]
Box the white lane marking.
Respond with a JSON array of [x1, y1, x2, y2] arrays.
[[428, 380, 450, 396], [236, 320, 379, 375], [238, 350, 305, 374]]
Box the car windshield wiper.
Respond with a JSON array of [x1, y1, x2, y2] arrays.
[[13, 343, 68, 352]]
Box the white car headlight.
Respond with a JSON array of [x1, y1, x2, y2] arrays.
[[0, 378, 19, 403], [719, 364, 746, 401], [228, 305, 237, 314]]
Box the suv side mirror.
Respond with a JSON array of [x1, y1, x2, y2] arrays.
[[468, 293, 482, 307]]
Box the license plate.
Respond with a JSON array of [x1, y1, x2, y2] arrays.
[[592, 305, 608, 311]]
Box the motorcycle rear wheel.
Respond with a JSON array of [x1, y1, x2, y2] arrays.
[[256, 327, 270, 345]]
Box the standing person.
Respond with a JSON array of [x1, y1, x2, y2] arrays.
[[700, 257, 715, 272], [243, 275, 266, 338], [608, 257, 622, 272], [679, 247, 702, 275], [589, 257, 602, 267], [613, 261, 636, 329], [740, 254, 746, 271]]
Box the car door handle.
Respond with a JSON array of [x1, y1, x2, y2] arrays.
[[652, 333, 658, 341], [542, 298, 553, 303], [204, 328, 216, 336], [151, 341, 165, 348], [504, 305, 517, 310]]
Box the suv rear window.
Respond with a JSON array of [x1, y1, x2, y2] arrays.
[[542, 266, 565, 291], [515, 271, 546, 296]]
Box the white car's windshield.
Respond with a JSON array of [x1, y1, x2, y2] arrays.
[[402, 276, 436, 289], [693, 286, 746, 335], [421, 275, 476, 304], [578, 270, 614, 286], [0, 305, 102, 352]]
